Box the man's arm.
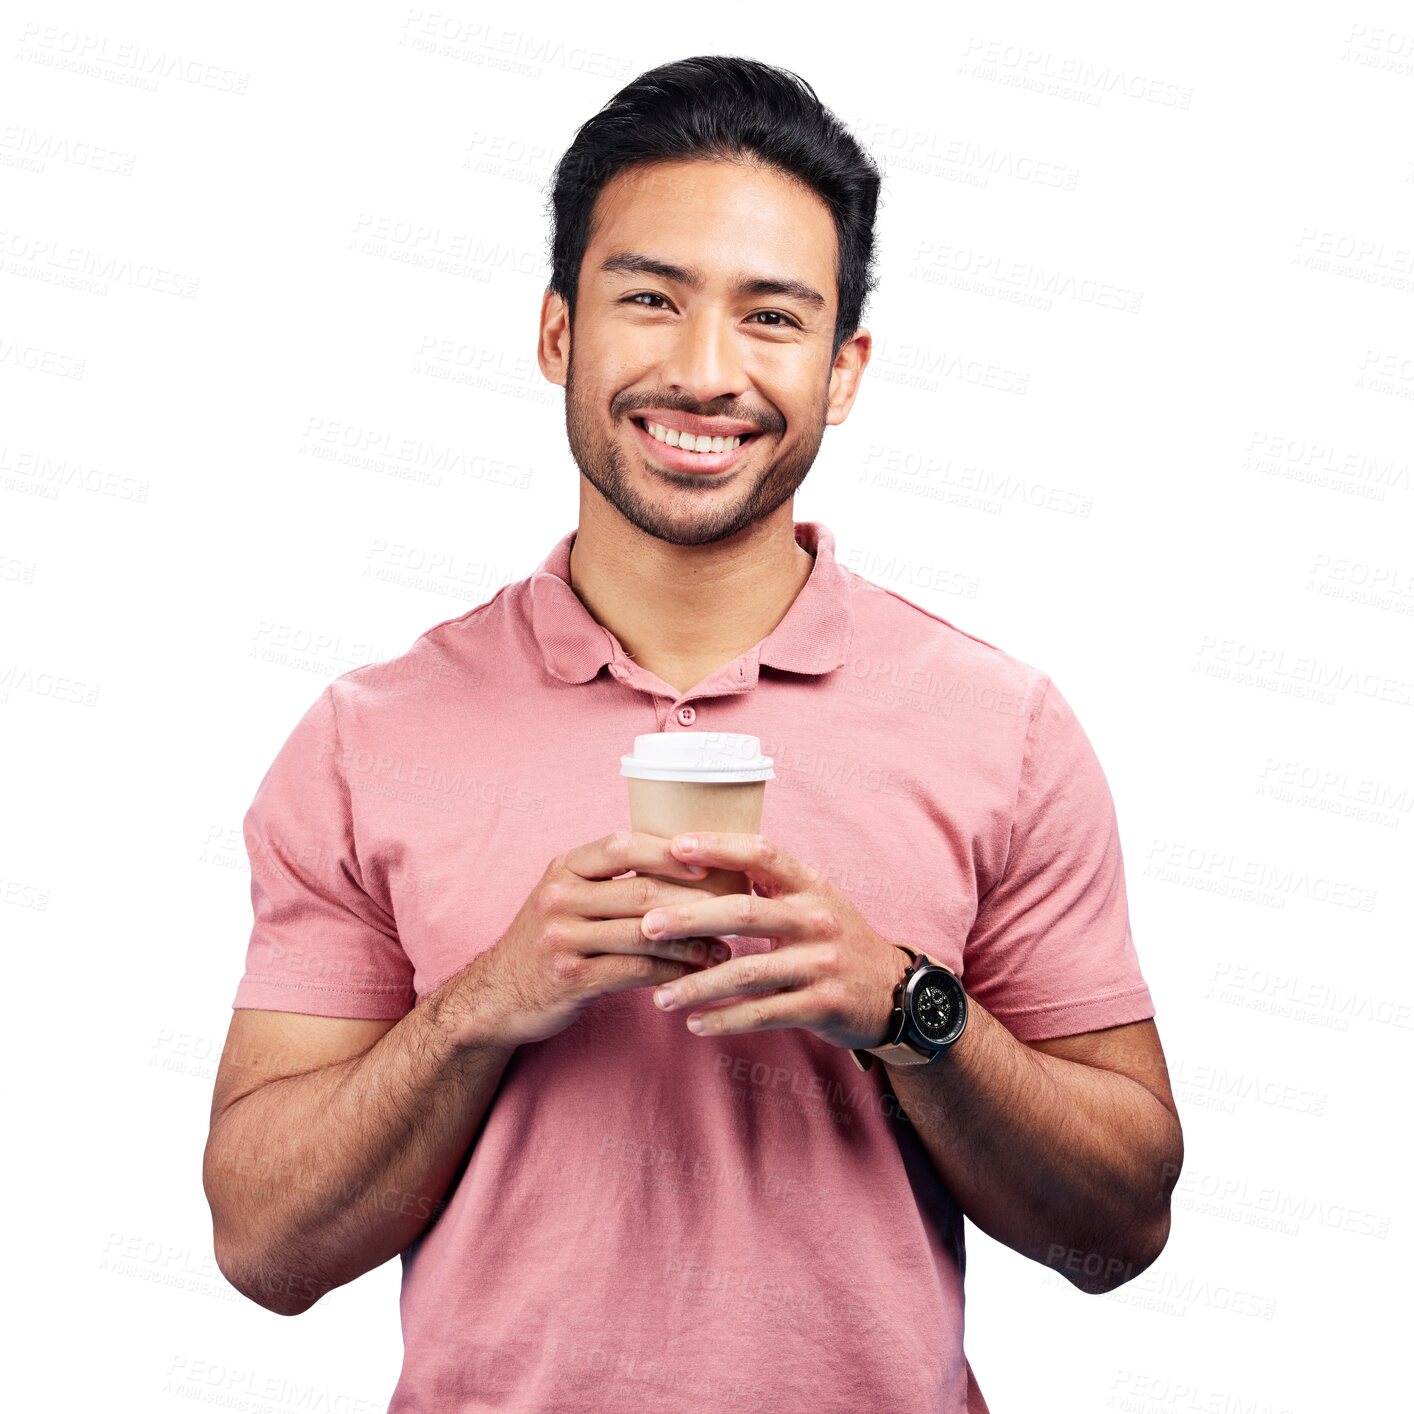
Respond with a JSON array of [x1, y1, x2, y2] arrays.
[[633, 828, 1181, 1297], [202, 955, 516, 1317], [884, 1006, 1183, 1294], [207, 829, 732, 1317]]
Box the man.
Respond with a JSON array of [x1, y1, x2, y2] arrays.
[[205, 55, 1182, 1413]]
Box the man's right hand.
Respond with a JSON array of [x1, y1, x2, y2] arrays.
[[456, 831, 732, 1049]]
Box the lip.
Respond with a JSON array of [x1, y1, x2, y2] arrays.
[[629, 415, 757, 476], [634, 408, 761, 438]]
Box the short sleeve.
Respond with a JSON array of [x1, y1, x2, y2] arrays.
[[961, 674, 1154, 1041], [232, 683, 416, 1019]]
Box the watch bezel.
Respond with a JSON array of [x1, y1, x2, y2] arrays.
[[902, 963, 968, 1050]]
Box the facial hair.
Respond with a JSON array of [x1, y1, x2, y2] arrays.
[[563, 343, 828, 548]]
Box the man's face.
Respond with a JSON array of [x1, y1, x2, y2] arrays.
[[540, 158, 869, 547]]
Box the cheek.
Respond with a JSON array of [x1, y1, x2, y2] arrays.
[[747, 363, 819, 427], [573, 351, 629, 407], [571, 325, 642, 395]]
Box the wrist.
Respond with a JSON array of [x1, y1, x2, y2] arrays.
[[427, 952, 518, 1055], [853, 946, 969, 1071], [851, 945, 916, 1072], [869, 945, 914, 1047]]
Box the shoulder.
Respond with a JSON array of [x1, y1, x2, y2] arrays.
[[838, 560, 1050, 726], [321, 577, 523, 728]]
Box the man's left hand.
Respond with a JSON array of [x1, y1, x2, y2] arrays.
[[640, 831, 910, 1050]]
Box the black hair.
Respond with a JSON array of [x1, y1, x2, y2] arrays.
[[545, 55, 882, 360]]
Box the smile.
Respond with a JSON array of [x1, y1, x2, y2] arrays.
[[629, 416, 759, 475]]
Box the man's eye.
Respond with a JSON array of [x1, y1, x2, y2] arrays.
[[620, 294, 798, 329]]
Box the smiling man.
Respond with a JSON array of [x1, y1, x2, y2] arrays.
[[205, 55, 1182, 1414]]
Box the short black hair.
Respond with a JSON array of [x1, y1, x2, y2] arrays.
[[545, 55, 882, 360]]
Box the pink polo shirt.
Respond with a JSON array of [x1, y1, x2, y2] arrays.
[[232, 519, 1155, 1413]]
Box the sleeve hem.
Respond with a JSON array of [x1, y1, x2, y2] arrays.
[[232, 975, 415, 1019], [984, 983, 1155, 1042]]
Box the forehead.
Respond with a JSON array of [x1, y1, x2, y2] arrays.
[[586, 158, 838, 297]]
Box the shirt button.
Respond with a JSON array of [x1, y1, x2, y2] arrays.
[[676, 705, 696, 725]]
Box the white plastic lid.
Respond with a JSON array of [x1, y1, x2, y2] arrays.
[[620, 731, 775, 782]]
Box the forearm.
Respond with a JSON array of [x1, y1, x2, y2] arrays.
[[884, 996, 1181, 1291], [204, 961, 516, 1314]]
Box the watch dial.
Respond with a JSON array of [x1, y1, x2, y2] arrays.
[[913, 974, 964, 1045]]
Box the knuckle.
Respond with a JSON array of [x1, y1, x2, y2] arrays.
[[633, 874, 662, 909], [541, 918, 569, 950], [606, 830, 632, 862], [551, 951, 583, 982], [732, 894, 758, 928], [810, 907, 839, 937], [539, 880, 566, 913], [815, 941, 842, 973]]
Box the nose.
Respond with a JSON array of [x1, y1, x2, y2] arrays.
[[657, 307, 750, 406]]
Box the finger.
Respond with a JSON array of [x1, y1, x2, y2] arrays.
[[581, 916, 733, 969], [568, 872, 724, 921], [666, 832, 816, 896], [640, 891, 803, 943], [586, 953, 723, 998], [565, 830, 712, 884], [679, 990, 805, 1038], [654, 945, 828, 1013]]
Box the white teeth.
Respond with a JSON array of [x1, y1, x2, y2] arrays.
[[643, 420, 743, 453]]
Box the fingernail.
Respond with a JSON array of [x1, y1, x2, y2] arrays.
[[711, 944, 730, 963], [643, 911, 665, 935], [655, 986, 675, 1009], [676, 834, 697, 852], [686, 1016, 704, 1033]]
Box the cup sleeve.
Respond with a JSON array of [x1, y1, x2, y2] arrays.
[[961, 674, 1155, 1041], [231, 683, 417, 1019]]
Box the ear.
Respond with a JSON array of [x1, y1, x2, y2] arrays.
[[825, 327, 872, 427], [537, 288, 571, 387]]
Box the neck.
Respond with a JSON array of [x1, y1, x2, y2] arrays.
[[567, 495, 816, 696]]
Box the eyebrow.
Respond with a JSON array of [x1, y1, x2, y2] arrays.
[[598, 250, 827, 312]]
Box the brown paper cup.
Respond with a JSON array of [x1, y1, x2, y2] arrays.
[[621, 731, 775, 903], [626, 777, 766, 896]]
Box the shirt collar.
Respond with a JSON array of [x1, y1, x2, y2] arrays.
[[526, 520, 855, 685]]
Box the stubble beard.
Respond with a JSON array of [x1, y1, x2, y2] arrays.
[[563, 347, 827, 548]]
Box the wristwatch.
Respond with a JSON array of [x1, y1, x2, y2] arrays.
[[851, 945, 969, 1072]]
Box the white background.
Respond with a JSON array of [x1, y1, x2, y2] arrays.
[[4, 2, 1410, 1410]]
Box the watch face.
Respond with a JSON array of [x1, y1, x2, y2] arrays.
[[909, 969, 966, 1046]]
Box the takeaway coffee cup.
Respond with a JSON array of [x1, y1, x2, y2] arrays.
[[621, 732, 774, 898]]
